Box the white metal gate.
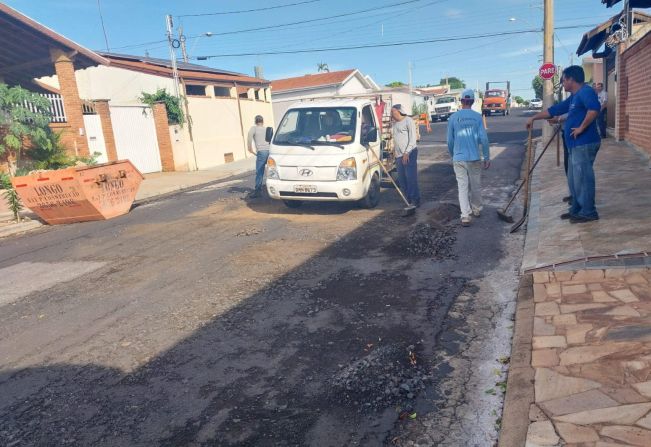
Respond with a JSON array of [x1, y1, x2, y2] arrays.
[[110, 105, 162, 174], [83, 115, 108, 164]]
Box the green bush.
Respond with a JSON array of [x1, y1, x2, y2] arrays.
[[140, 88, 185, 125], [0, 172, 22, 221]]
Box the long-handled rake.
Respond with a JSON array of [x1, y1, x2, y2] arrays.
[[497, 125, 561, 231]]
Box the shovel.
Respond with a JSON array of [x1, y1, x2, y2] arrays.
[[368, 147, 416, 217]]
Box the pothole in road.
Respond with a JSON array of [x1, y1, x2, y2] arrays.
[[384, 222, 456, 260], [428, 202, 461, 224]]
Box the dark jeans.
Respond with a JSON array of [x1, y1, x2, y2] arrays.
[[562, 131, 568, 176], [598, 108, 607, 137], [396, 148, 420, 205], [255, 150, 269, 191], [568, 143, 600, 219]]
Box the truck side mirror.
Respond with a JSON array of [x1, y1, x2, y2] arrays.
[[265, 127, 273, 143], [365, 127, 378, 143]]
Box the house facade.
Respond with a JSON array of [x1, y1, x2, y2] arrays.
[[577, 8, 651, 156], [40, 54, 274, 171], [270, 69, 379, 123]]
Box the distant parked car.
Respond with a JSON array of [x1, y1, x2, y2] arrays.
[[530, 98, 543, 109]]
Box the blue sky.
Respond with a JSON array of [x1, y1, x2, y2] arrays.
[[5, 0, 619, 98]]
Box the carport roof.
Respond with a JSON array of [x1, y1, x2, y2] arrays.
[[602, 0, 651, 7], [0, 3, 107, 87], [577, 10, 651, 55]]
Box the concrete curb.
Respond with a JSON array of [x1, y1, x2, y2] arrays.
[[498, 274, 535, 447], [0, 219, 43, 239]]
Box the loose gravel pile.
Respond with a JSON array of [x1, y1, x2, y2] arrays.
[[329, 343, 430, 412]]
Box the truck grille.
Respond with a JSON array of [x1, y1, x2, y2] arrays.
[[436, 107, 451, 113]]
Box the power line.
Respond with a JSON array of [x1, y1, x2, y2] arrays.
[[196, 0, 442, 38], [195, 25, 591, 59], [108, 0, 435, 52], [178, 0, 321, 18]]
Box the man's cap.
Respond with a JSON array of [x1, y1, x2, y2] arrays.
[[461, 89, 475, 100], [392, 104, 408, 116]]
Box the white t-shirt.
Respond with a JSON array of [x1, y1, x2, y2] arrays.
[[598, 90, 608, 107]]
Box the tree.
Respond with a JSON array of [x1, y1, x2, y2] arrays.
[[532, 73, 559, 100], [532, 75, 543, 100], [385, 81, 406, 88], [140, 89, 185, 125], [0, 84, 52, 160], [317, 63, 330, 73], [439, 77, 465, 89], [514, 96, 524, 105]]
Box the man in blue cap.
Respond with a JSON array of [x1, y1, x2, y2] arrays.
[[447, 89, 490, 227]]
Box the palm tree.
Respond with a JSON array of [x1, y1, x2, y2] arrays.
[[317, 63, 330, 73]]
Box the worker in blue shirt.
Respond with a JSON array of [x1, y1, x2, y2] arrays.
[[527, 65, 601, 223], [447, 89, 490, 227]]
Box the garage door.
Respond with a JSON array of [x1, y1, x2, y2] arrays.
[[110, 105, 162, 174]]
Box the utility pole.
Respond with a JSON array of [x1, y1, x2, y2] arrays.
[[165, 14, 181, 98], [542, 0, 554, 141], [408, 61, 413, 110], [179, 25, 189, 63]]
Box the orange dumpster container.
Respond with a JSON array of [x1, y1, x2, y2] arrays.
[[10, 160, 144, 225]]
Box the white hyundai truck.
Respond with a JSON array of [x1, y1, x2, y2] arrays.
[[266, 99, 384, 209]]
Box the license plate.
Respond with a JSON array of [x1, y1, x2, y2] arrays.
[[294, 185, 317, 194]]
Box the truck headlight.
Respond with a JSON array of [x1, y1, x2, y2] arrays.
[[336, 157, 357, 181], [266, 157, 279, 180]]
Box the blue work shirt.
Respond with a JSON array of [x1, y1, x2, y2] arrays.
[[548, 84, 601, 149], [447, 109, 490, 162]]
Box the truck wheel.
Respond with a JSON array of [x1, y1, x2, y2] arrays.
[[360, 174, 380, 209], [283, 200, 303, 209]]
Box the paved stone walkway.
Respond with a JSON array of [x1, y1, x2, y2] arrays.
[[523, 139, 651, 272], [526, 267, 651, 446]]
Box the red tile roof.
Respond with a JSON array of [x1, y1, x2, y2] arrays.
[[271, 69, 356, 92], [101, 54, 269, 87], [0, 3, 108, 86]]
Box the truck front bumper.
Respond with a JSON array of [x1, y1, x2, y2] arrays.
[[266, 179, 366, 202]]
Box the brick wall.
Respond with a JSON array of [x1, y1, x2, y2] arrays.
[[618, 31, 651, 156], [50, 49, 89, 157], [152, 103, 175, 171], [93, 100, 118, 162]]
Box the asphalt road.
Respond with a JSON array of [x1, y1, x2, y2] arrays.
[[0, 109, 539, 446]]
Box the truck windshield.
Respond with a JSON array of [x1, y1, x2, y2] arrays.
[[486, 91, 505, 98], [436, 96, 455, 104], [274, 107, 357, 146]]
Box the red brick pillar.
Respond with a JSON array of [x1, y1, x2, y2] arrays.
[[616, 45, 627, 142], [50, 48, 89, 157], [152, 102, 175, 171], [93, 100, 118, 162]]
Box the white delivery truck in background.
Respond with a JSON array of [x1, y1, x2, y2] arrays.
[[266, 99, 384, 209], [428, 95, 459, 122]]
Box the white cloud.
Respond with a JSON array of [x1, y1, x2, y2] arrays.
[[500, 45, 543, 58], [445, 9, 463, 19]]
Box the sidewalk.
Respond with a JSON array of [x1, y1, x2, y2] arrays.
[[0, 157, 255, 238], [500, 139, 651, 447]]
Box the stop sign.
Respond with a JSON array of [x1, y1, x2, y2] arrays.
[[539, 63, 556, 80]]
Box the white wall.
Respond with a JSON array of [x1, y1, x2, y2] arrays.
[[336, 75, 368, 95], [186, 97, 274, 169], [39, 66, 175, 104]]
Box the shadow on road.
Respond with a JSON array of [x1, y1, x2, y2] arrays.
[[0, 142, 525, 446]]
